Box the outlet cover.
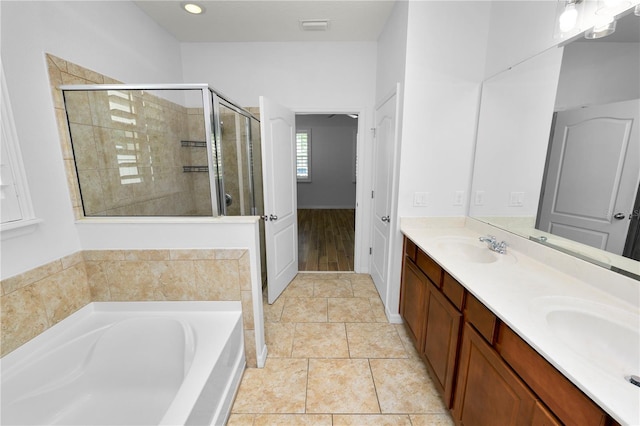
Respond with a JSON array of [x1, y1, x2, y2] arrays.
[[474, 190, 485, 206], [453, 191, 464, 206]]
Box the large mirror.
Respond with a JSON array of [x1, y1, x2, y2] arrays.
[[470, 10, 640, 279]]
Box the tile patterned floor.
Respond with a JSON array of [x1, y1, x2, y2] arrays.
[[229, 273, 455, 426]]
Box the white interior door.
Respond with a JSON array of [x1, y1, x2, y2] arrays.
[[370, 86, 399, 302], [538, 99, 640, 254], [259, 96, 298, 304]]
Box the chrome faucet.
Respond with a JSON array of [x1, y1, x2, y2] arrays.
[[479, 235, 508, 254]]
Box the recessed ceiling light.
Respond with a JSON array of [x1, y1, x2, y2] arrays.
[[182, 2, 205, 15]]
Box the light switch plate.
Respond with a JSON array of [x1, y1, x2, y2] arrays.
[[509, 191, 524, 207], [413, 192, 429, 207]]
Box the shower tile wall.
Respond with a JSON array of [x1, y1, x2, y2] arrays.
[[47, 54, 212, 218], [186, 108, 213, 215], [0, 249, 257, 366]]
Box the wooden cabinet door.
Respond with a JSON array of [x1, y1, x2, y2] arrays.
[[399, 259, 428, 350], [452, 323, 536, 426], [422, 279, 462, 408]]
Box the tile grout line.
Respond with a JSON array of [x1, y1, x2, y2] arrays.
[[367, 358, 384, 415]]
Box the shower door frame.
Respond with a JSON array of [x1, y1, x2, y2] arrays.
[[212, 93, 261, 216]]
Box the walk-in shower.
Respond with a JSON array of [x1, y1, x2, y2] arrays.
[[59, 84, 263, 219]]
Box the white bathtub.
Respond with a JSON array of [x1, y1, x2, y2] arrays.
[[1, 301, 245, 426]]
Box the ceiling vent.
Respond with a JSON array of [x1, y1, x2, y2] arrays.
[[300, 20, 330, 31]]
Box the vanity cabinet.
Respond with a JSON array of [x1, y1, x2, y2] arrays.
[[399, 259, 428, 348], [399, 236, 616, 426], [422, 277, 462, 407], [400, 238, 463, 407], [451, 323, 537, 425]]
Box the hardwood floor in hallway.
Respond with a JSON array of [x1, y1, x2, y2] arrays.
[[298, 209, 355, 272]]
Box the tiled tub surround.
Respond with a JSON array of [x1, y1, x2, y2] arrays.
[[47, 54, 213, 218], [400, 217, 640, 425], [0, 249, 258, 367]]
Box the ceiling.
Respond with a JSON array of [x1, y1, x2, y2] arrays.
[[133, 1, 396, 42]]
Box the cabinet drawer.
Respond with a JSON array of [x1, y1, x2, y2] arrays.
[[416, 249, 442, 287], [442, 272, 465, 310], [465, 294, 498, 344], [496, 325, 610, 426], [405, 238, 417, 262]]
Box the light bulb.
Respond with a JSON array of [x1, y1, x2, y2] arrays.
[[182, 3, 204, 14], [594, 16, 615, 31], [559, 3, 579, 32]]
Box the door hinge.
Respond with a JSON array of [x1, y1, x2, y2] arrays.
[[369, 247, 372, 255], [371, 190, 374, 199], [371, 128, 376, 138]]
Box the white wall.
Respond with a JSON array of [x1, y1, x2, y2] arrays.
[[397, 1, 491, 221], [469, 47, 564, 218], [483, 1, 559, 78], [180, 42, 377, 110], [383, 1, 492, 320], [181, 41, 377, 272], [375, 0, 408, 101], [296, 115, 357, 209], [0, 1, 184, 279]]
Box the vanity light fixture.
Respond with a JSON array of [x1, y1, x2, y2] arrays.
[[559, 1, 580, 32], [596, 0, 631, 15], [182, 2, 205, 15], [584, 17, 617, 38], [300, 20, 329, 31]]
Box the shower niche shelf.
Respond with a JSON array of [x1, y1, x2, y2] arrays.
[[181, 140, 207, 148], [183, 166, 209, 173]]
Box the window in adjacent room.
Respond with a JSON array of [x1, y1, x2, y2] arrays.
[[296, 129, 311, 182]]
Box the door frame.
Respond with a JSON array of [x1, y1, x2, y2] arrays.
[[293, 107, 370, 274]]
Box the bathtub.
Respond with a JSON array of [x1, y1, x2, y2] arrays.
[[1, 301, 245, 426]]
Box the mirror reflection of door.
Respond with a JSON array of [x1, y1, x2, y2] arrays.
[[537, 99, 640, 257]]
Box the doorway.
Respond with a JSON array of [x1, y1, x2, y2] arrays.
[[295, 114, 359, 272]]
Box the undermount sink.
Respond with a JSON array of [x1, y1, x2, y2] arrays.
[[431, 236, 516, 264], [531, 296, 640, 379]]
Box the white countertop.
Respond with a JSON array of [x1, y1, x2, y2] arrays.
[[400, 217, 640, 425]]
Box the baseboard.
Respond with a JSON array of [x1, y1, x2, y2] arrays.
[[385, 309, 403, 324], [256, 343, 268, 368], [297, 205, 356, 209]]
